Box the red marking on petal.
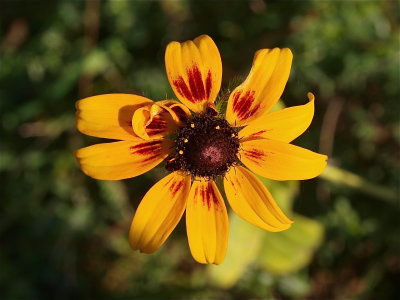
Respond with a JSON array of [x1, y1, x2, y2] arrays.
[[244, 149, 269, 166], [247, 129, 272, 139], [202, 182, 219, 210], [232, 176, 241, 188], [245, 149, 264, 157], [201, 185, 207, 207], [130, 141, 162, 155], [172, 65, 212, 104], [193, 185, 201, 205], [141, 153, 163, 163], [164, 176, 174, 187], [173, 76, 193, 102], [205, 71, 212, 99], [236, 179, 241, 189], [147, 118, 167, 130], [147, 129, 165, 136], [251, 130, 267, 136], [171, 106, 188, 123], [232, 90, 260, 121], [169, 179, 184, 196], [188, 66, 205, 100], [244, 149, 265, 159], [246, 104, 260, 119], [147, 127, 166, 133]]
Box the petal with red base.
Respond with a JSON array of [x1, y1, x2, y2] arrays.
[[224, 166, 292, 232], [129, 172, 191, 253], [239, 93, 315, 143], [76, 94, 152, 140], [165, 35, 222, 113], [132, 101, 190, 140], [75, 139, 172, 180], [157, 100, 191, 124], [186, 180, 229, 264], [239, 138, 327, 181], [226, 48, 293, 127]]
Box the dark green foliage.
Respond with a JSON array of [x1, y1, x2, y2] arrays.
[[0, 0, 399, 299]]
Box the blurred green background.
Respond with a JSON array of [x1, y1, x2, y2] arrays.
[[1, 0, 399, 299]]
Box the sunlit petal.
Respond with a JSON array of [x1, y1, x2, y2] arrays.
[[186, 180, 229, 264], [224, 166, 292, 232], [226, 48, 292, 126], [157, 100, 191, 124], [129, 172, 191, 253], [240, 138, 327, 180], [75, 139, 172, 180], [165, 35, 222, 113], [239, 93, 315, 143], [76, 94, 152, 140]]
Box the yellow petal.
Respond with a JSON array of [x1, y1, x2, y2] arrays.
[[226, 48, 293, 126], [224, 166, 292, 232], [165, 35, 222, 113], [132, 100, 191, 140], [132, 103, 174, 140], [240, 139, 327, 180], [239, 93, 315, 143], [157, 100, 191, 124], [76, 94, 152, 140], [129, 172, 191, 253], [186, 180, 229, 264], [75, 139, 172, 180]]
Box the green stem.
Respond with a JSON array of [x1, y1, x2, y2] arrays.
[[320, 165, 398, 206]]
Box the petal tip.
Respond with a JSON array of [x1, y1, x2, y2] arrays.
[[282, 47, 293, 54], [74, 148, 83, 159], [307, 92, 315, 101], [195, 34, 213, 41], [166, 40, 180, 48], [75, 100, 82, 110]]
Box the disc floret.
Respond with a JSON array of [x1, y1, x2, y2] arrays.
[[166, 108, 240, 179]]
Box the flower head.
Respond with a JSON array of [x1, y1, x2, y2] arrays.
[[75, 35, 327, 264]]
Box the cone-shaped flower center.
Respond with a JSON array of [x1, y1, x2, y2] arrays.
[[166, 108, 240, 179]]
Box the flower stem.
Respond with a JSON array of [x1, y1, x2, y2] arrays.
[[320, 165, 398, 206]]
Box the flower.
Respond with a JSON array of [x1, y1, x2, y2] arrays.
[[75, 35, 327, 264]]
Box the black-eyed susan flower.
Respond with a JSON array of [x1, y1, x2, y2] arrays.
[[75, 35, 327, 264]]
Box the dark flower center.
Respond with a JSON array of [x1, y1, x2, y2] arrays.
[[166, 107, 240, 179]]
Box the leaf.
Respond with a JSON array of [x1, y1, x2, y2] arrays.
[[258, 214, 324, 275], [208, 179, 300, 288], [207, 213, 264, 288]]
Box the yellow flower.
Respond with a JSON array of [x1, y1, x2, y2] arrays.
[[75, 35, 327, 264]]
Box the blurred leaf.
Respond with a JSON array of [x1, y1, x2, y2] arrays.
[[258, 214, 324, 275], [277, 273, 311, 298], [208, 213, 264, 288], [82, 49, 112, 76]]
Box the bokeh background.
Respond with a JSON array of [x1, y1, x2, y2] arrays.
[[1, 0, 399, 299]]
